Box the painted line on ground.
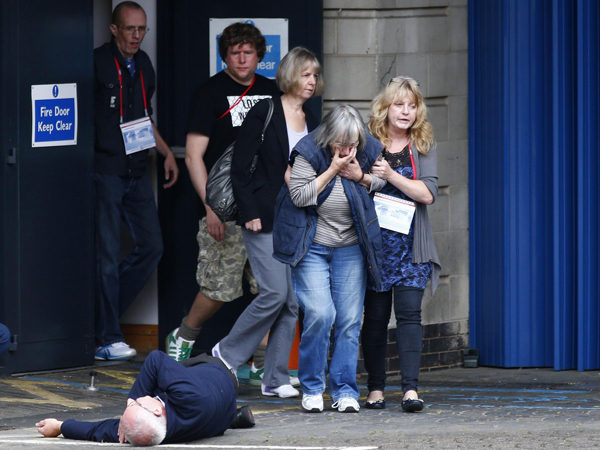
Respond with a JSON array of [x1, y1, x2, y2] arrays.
[[0, 434, 37, 438], [0, 380, 101, 409], [92, 369, 137, 386], [240, 398, 600, 412], [20, 377, 129, 394], [441, 394, 597, 402], [416, 385, 590, 394], [11, 378, 585, 396], [0, 439, 376, 449], [431, 403, 600, 411]]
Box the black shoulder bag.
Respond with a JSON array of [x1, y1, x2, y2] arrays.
[[205, 98, 274, 222]]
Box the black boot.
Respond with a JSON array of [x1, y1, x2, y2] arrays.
[[230, 405, 255, 429]]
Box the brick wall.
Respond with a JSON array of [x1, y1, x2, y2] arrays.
[[358, 319, 469, 376]]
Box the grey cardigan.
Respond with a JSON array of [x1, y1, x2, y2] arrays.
[[410, 140, 441, 294]]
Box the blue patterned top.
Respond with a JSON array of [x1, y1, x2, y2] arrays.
[[368, 145, 432, 291]]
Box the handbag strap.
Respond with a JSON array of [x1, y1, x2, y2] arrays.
[[249, 98, 274, 174], [260, 98, 274, 143], [217, 75, 256, 120]]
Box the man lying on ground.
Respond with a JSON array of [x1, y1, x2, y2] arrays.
[[36, 350, 254, 446]]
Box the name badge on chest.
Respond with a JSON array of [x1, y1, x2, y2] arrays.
[[120, 117, 156, 155], [374, 192, 416, 235]]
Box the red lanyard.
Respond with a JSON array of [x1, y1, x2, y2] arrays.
[[408, 141, 417, 180], [113, 56, 148, 124], [218, 75, 255, 120]]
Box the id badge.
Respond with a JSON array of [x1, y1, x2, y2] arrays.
[[373, 192, 416, 235], [120, 117, 156, 155]]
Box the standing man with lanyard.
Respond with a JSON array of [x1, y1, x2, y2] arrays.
[[165, 23, 279, 361], [94, 1, 179, 361]]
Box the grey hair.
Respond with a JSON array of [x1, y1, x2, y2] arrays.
[[313, 105, 367, 151], [121, 409, 167, 447]]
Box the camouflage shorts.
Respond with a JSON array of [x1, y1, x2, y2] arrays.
[[196, 218, 259, 302]]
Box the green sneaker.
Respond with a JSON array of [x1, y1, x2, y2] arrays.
[[249, 363, 264, 386], [166, 327, 194, 362]]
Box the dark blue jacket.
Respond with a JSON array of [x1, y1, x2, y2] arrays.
[[273, 132, 384, 291], [94, 39, 155, 177], [61, 351, 237, 444]]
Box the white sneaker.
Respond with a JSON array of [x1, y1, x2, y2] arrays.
[[332, 397, 360, 413], [302, 394, 324, 412], [211, 342, 236, 374], [261, 383, 300, 398], [289, 375, 300, 387], [94, 342, 136, 361]]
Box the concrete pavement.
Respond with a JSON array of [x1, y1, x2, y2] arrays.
[[1, 355, 600, 449]]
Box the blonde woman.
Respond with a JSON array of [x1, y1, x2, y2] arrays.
[[361, 77, 441, 412]]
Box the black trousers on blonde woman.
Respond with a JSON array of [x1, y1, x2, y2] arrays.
[[361, 287, 424, 395]]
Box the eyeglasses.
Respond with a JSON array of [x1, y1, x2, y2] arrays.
[[119, 26, 149, 35], [388, 77, 420, 87], [127, 398, 156, 414], [333, 141, 359, 149]]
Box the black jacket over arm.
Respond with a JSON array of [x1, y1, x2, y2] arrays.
[[231, 96, 319, 233]]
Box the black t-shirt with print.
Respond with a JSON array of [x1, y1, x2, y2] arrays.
[[187, 71, 280, 175]]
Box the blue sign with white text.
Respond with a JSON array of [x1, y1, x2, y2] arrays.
[[216, 35, 281, 79], [34, 98, 76, 142]]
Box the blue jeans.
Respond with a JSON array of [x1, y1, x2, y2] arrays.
[[361, 287, 424, 394], [291, 242, 366, 402], [94, 172, 163, 346]]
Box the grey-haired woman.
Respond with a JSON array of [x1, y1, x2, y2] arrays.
[[273, 105, 384, 413]]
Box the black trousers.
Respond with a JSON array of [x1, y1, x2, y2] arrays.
[[361, 287, 424, 394]]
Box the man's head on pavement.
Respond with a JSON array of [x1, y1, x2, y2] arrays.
[[120, 396, 167, 446], [110, 1, 148, 59], [219, 22, 267, 85]]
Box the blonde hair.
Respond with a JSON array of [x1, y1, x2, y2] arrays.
[[276, 47, 324, 97], [368, 77, 435, 155]]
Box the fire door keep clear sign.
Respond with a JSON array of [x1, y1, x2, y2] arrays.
[[31, 83, 78, 147]]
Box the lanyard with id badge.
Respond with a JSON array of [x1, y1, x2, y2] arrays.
[[373, 142, 417, 235], [114, 57, 156, 155]]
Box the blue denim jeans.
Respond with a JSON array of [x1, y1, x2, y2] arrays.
[[361, 287, 424, 394], [291, 242, 366, 402], [94, 172, 163, 346]]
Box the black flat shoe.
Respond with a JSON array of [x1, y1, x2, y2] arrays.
[[401, 398, 424, 413], [365, 398, 386, 409]]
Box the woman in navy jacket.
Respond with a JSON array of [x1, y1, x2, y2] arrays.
[[212, 48, 322, 399], [273, 105, 384, 413]]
